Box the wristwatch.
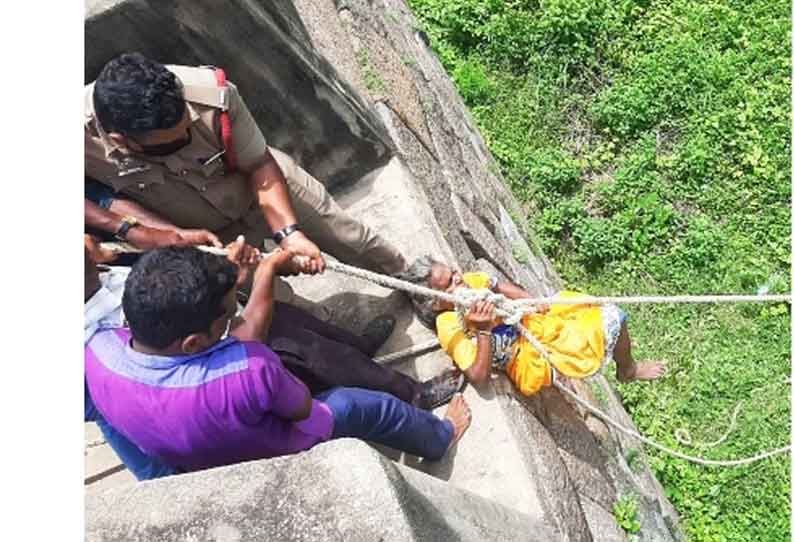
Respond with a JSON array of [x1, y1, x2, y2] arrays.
[[272, 223, 300, 245], [114, 216, 139, 241]]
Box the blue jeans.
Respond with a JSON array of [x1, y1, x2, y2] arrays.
[[316, 387, 454, 460], [84, 383, 177, 481]]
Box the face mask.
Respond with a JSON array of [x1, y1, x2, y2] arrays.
[[132, 129, 192, 156]]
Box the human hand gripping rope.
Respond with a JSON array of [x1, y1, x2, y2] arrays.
[[101, 241, 792, 467]]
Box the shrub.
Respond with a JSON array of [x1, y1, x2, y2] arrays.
[[410, 1, 791, 539], [453, 56, 494, 105]]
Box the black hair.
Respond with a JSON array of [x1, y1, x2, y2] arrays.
[[123, 247, 238, 349], [93, 52, 186, 136]]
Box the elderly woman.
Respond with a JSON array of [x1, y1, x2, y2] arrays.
[[400, 257, 666, 396]]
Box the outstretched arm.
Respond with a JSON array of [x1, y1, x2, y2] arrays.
[[224, 81, 325, 274], [248, 150, 325, 274], [494, 278, 549, 313], [84, 197, 221, 250], [494, 277, 530, 299]]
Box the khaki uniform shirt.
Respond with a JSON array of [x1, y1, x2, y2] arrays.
[[85, 65, 269, 242]]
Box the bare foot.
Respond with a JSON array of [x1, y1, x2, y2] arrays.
[[618, 361, 667, 382], [444, 393, 472, 449]]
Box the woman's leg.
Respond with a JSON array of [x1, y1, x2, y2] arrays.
[[613, 323, 667, 382]]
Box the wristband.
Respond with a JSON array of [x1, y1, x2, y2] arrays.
[[114, 216, 139, 241], [272, 223, 300, 245], [475, 330, 492, 337]]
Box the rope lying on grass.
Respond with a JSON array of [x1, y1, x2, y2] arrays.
[[100, 241, 792, 466], [673, 402, 744, 449], [552, 381, 789, 467], [673, 377, 793, 449]]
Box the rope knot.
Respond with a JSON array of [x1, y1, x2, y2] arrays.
[[501, 299, 528, 325], [452, 288, 528, 325]]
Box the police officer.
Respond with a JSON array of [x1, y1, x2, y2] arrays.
[[84, 53, 406, 276], [84, 53, 466, 409]]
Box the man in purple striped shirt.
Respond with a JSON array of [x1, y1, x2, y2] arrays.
[[85, 247, 471, 471]]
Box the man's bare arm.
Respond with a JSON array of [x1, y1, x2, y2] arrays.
[[247, 150, 325, 273], [247, 151, 298, 233], [230, 249, 297, 343], [85, 197, 221, 250], [85, 198, 127, 235], [106, 198, 184, 230], [230, 261, 278, 343]]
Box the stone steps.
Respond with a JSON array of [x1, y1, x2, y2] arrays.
[[86, 439, 561, 542], [83, 158, 552, 528], [283, 157, 549, 525], [84, 423, 135, 493]]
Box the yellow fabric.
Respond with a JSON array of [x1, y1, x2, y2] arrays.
[[435, 276, 606, 396], [435, 272, 495, 371], [436, 311, 478, 371], [461, 272, 492, 290]]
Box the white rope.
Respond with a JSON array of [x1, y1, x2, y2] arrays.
[[511, 293, 792, 306], [100, 241, 792, 466], [672, 378, 793, 449], [509, 317, 790, 466], [100, 242, 792, 311], [674, 402, 743, 449], [553, 381, 790, 466]]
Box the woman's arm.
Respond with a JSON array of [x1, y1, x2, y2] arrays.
[[494, 278, 549, 313], [465, 332, 494, 385], [463, 300, 497, 385], [494, 278, 530, 299]]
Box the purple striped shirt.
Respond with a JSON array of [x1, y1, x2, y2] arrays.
[[85, 328, 333, 471]]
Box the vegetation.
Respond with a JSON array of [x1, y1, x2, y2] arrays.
[[409, 1, 791, 540], [614, 493, 643, 535]]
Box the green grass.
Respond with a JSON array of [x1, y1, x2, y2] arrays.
[[409, 1, 791, 540], [614, 493, 643, 535]]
